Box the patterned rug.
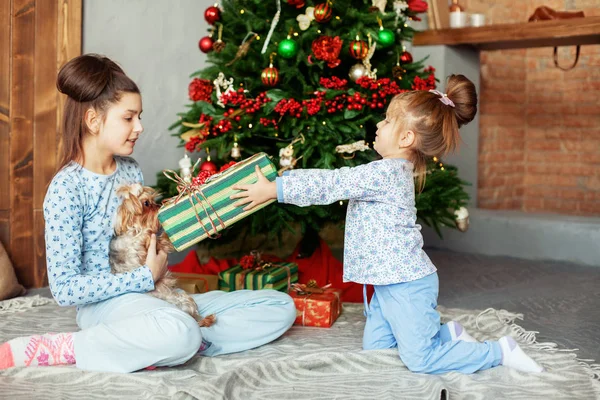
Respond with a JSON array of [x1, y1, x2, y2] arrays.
[[0, 294, 598, 400]]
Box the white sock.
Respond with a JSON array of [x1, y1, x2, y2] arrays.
[[446, 321, 478, 343], [499, 336, 544, 373]]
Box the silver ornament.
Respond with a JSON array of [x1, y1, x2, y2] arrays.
[[348, 63, 367, 82], [230, 142, 241, 159]]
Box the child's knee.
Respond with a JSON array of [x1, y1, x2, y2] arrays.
[[260, 290, 296, 328], [153, 309, 202, 361]]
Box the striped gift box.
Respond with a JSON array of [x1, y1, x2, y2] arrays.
[[158, 153, 277, 252], [218, 262, 299, 292]]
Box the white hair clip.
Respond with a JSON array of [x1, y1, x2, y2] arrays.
[[429, 89, 455, 108]]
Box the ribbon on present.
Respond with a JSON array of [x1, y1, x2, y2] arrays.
[[290, 281, 342, 327], [162, 169, 226, 239], [236, 251, 292, 292]]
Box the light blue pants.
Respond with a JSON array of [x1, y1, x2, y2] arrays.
[[363, 272, 502, 374], [73, 289, 296, 373]]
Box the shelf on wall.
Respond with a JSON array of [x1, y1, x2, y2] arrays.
[[413, 16, 600, 50]]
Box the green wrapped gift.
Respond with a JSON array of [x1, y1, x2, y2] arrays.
[[218, 262, 298, 292], [158, 153, 277, 252]]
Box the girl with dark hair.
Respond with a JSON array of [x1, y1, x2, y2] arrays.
[[0, 54, 296, 373]]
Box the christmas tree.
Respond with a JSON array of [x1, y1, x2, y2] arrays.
[[156, 0, 469, 249]]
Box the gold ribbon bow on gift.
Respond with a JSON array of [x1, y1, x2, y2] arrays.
[[290, 280, 342, 327], [162, 169, 226, 239]]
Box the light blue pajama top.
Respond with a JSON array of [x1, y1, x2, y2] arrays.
[[276, 158, 437, 285], [43, 156, 154, 307]]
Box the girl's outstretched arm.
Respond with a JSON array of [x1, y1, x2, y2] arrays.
[[232, 160, 395, 209]]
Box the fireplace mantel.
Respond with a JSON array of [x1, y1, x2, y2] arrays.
[[413, 16, 600, 51]]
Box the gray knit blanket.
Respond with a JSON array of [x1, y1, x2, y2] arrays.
[[0, 293, 598, 400]]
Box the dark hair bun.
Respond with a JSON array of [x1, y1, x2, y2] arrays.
[[446, 74, 478, 127], [57, 54, 125, 102]]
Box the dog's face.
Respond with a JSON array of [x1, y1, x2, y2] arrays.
[[114, 183, 162, 236]]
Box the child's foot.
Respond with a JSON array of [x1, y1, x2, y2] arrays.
[[0, 333, 75, 369], [446, 321, 478, 343], [499, 336, 544, 373]]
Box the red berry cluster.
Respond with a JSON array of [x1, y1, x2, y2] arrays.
[[223, 108, 242, 122], [191, 170, 215, 186], [412, 73, 436, 91], [188, 78, 213, 102], [346, 92, 367, 111], [260, 117, 278, 129], [212, 119, 232, 134], [239, 254, 256, 270], [184, 135, 206, 152], [356, 77, 401, 96], [219, 161, 237, 172], [274, 98, 303, 118], [302, 91, 326, 116], [325, 95, 346, 113], [238, 91, 270, 114], [319, 76, 348, 90], [220, 88, 247, 106], [199, 114, 213, 126], [423, 66, 435, 74]]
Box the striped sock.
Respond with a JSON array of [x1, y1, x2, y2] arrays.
[[0, 333, 75, 369]]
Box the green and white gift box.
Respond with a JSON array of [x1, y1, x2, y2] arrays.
[[158, 153, 277, 252]]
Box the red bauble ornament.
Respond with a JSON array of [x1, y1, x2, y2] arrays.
[[349, 40, 368, 60], [261, 66, 279, 87], [204, 6, 221, 25], [314, 2, 333, 23], [200, 160, 218, 174], [400, 51, 413, 64], [199, 36, 214, 53]]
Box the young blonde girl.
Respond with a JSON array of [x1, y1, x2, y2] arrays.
[[232, 75, 543, 375], [0, 54, 296, 373]]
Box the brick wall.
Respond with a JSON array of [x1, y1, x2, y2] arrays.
[[460, 0, 600, 216]]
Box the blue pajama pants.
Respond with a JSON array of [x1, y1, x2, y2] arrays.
[[363, 272, 502, 374], [72, 289, 296, 373]]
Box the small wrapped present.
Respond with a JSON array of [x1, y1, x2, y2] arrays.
[[171, 272, 219, 294], [218, 260, 298, 293], [289, 282, 342, 328], [158, 153, 277, 251]]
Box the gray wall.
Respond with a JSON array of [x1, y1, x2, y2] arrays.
[[83, 0, 214, 185]]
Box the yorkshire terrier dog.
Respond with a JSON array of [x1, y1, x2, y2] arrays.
[[109, 183, 215, 327]]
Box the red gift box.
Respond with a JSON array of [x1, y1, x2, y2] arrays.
[[290, 284, 342, 328]]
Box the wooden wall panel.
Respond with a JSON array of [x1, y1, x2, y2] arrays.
[[32, 0, 59, 287], [0, 1, 11, 246], [10, 0, 36, 288], [57, 0, 82, 165], [1, 0, 81, 288]]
